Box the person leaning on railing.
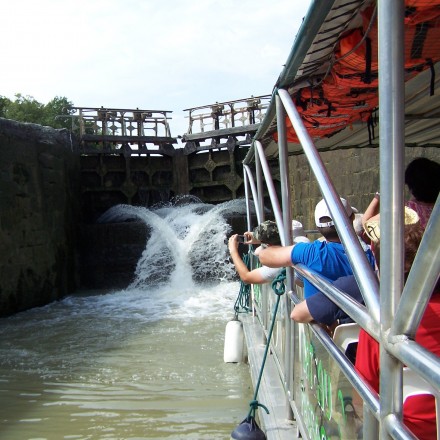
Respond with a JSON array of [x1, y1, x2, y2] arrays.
[[228, 220, 283, 285], [290, 208, 420, 364], [258, 197, 376, 299]]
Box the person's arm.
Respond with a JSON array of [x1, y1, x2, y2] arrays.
[[258, 245, 294, 268], [228, 235, 268, 284], [290, 300, 314, 323], [362, 192, 380, 227], [292, 291, 340, 325]]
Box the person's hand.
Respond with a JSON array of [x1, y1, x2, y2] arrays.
[[228, 234, 239, 253], [243, 231, 258, 244]]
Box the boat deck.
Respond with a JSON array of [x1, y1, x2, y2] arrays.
[[241, 314, 300, 440]]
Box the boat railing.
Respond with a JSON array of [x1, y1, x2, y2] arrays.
[[241, 3, 440, 438], [244, 101, 440, 439]]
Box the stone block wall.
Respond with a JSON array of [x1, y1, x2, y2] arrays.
[[288, 146, 440, 230], [0, 118, 81, 317], [1, 114, 438, 315], [80, 222, 149, 289]]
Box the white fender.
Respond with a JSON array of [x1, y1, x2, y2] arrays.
[[224, 319, 244, 363]]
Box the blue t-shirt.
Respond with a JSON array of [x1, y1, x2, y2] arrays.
[[291, 240, 375, 298], [306, 275, 362, 325]]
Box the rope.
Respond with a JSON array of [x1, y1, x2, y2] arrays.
[[247, 268, 286, 419], [233, 252, 252, 315]]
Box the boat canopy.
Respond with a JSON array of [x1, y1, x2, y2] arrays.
[[248, 0, 440, 160]]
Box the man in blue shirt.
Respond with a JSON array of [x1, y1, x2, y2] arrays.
[[258, 197, 375, 299]]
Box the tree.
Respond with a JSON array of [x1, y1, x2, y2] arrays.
[[4, 94, 44, 124], [0, 94, 75, 130], [0, 96, 12, 118], [43, 96, 75, 130]]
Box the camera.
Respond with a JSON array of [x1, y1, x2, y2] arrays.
[[224, 235, 246, 244]]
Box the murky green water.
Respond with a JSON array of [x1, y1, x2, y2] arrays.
[[0, 285, 253, 440], [0, 199, 257, 439]]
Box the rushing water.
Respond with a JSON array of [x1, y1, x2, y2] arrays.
[[0, 198, 253, 440]]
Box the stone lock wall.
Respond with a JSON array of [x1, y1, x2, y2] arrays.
[[0, 118, 81, 317], [287, 146, 440, 230], [79, 146, 253, 223], [1, 114, 438, 317]]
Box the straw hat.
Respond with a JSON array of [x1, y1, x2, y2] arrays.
[[364, 207, 420, 243]]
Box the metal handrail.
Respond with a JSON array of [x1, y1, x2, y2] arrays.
[[70, 106, 174, 139], [241, 3, 439, 439], [277, 88, 380, 323]]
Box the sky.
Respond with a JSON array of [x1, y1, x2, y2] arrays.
[[1, 0, 312, 141]]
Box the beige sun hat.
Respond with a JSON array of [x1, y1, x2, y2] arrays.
[[364, 207, 420, 243]]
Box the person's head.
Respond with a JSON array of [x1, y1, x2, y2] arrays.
[[405, 157, 440, 203], [364, 207, 420, 244], [291, 220, 310, 243], [253, 220, 281, 245], [373, 223, 423, 279], [314, 197, 356, 240]]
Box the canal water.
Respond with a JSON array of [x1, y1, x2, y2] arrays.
[[0, 199, 254, 440]]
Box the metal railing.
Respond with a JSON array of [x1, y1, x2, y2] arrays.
[[66, 106, 176, 155], [183, 95, 271, 135], [241, 2, 439, 439], [71, 106, 173, 138]]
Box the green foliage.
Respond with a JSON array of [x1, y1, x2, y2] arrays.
[[0, 96, 11, 118], [4, 94, 44, 124], [43, 96, 75, 129], [0, 94, 75, 130]]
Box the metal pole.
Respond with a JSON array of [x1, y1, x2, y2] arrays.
[[243, 167, 253, 233], [243, 163, 268, 328], [254, 141, 286, 244], [378, 0, 406, 438], [255, 147, 265, 223], [275, 96, 292, 249], [278, 88, 380, 323], [386, 339, 440, 392], [310, 322, 380, 416], [275, 94, 295, 415], [243, 165, 262, 226], [293, 264, 379, 339], [382, 414, 419, 440], [363, 406, 380, 440]]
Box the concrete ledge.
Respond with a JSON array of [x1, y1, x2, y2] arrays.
[[241, 314, 299, 440]]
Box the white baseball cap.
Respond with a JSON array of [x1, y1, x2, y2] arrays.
[[294, 235, 311, 244], [314, 198, 355, 227], [291, 220, 305, 238]]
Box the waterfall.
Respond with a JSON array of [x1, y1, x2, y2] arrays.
[[98, 196, 250, 290]]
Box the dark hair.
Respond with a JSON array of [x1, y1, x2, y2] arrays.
[[405, 157, 440, 203], [317, 217, 339, 240]]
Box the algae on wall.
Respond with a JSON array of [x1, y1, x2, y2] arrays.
[[0, 118, 81, 317]]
